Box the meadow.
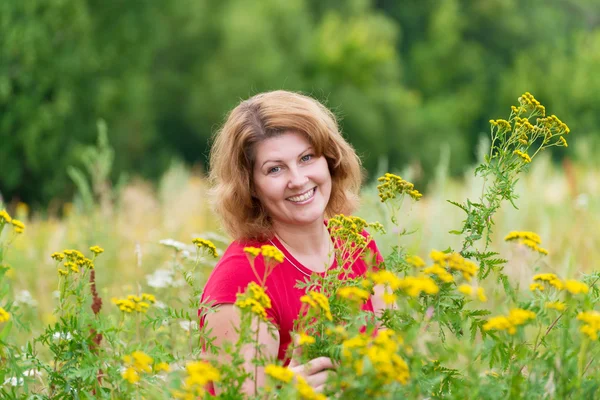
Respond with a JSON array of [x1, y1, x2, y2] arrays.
[[1, 94, 600, 398]]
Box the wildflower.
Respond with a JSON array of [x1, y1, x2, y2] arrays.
[[328, 214, 369, 249], [458, 285, 487, 302], [559, 136, 568, 147], [235, 282, 272, 321], [513, 149, 532, 163], [298, 332, 316, 345], [533, 273, 563, 290], [0, 210, 12, 224], [261, 245, 284, 264], [0, 307, 10, 323], [51, 252, 65, 262], [112, 294, 154, 314], [244, 247, 261, 258], [396, 276, 439, 297], [265, 364, 294, 383], [429, 250, 478, 281], [376, 173, 422, 202], [155, 362, 170, 373], [122, 350, 153, 383], [564, 280, 589, 295], [477, 287, 488, 302], [369, 270, 403, 290], [577, 311, 600, 340], [545, 301, 566, 311], [11, 219, 25, 234], [483, 308, 536, 335], [300, 291, 333, 321], [337, 286, 370, 304], [296, 376, 327, 400], [406, 255, 425, 268], [530, 283, 544, 292], [422, 264, 454, 283], [141, 293, 156, 303], [505, 230, 549, 255], [383, 293, 397, 305], [57, 268, 69, 276], [89, 245, 104, 255], [192, 238, 218, 258]]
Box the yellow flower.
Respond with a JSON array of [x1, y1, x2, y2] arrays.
[[513, 149, 532, 163], [577, 311, 600, 341], [296, 375, 327, 400], [11, 219, 25, 234], [337, 286, 370, 304], [243, 246, 261, 258], [58, 268, 69, 276], [0, 307, 10, 323], [429, 250, 478, 281], [265, 364, 294, 383], [477, 287, 488, 302], [0, 210, 12, 224], [298, 332, 316, 345], [545, 301, 566, 311], [154, 362, 170, 372], [376, 173, 422, 202], [529, 283, 544, 292], [383, 293, 397, 305], [422, 264, 454, 283], [369, 270, 403, 290], [458, 285, 473, 296], [122, 367, 140, 384], [458, 285, 486, 302], [533, 273, 563, 290], [559, 136, 568, 147], [51, 252, 65, 262], [89, 245, 104, 255], [192, 238, 218, 258], [185, 360, 220, 387], [483, 308, 535, 335], [141, 293, 156, 303], [406, 255, 425, 268], [300, 291, 333, 321], [261, 245, 284, 264], [398, 276, 439, 297], [564, 280, 589, 295]]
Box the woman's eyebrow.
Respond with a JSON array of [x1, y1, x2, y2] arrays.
[[260, 147, 313, 168]]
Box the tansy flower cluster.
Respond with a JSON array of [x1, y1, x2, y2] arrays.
[[264, 365, 326, 400], [505, 231, 548, 255], [518, 91, 546, 116], [342, 330, 410, 385], [483, 308, 536, 335], [235, 282, 272, 321], [405, 255, 425, 268], [366, 270, 439, 298], [0, 209, 25, 234], [243, 245, 284, 264], [300, 291, 333, 321], [112, 293, 156, 313], [327, 214, 369, 248], [0, 307, 10, 323], [429, 250, 479, 281], [192, 238, 218, 258], [337, 286, 371, 305], [52, 248, 97, 276], [122, 350, 153, 384], [577, 311, 600, 341], [545, 301, 566, 311], [172, 360, 221, 399], [376, 173, 422, 202], [458, 284, 487, 302], [531, 273, 563, 290], [513, 149, 532, 164]]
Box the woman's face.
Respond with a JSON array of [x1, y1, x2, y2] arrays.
[[252, 131, 332, 229]]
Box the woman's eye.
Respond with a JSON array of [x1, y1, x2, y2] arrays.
[[268, 166, 281, 174], [301, 154, 313, 162]]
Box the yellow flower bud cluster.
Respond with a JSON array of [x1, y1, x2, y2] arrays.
[[0, 307, 10, 323], [489, 119, 512, 131], [328, 214, 369, 248], [122, 350, 153, 384], [544, 301, 566, 311], [532, 273, 563, 290], [483, 308, 536, 335], [366, 270, 439, 298], [405, 255, 425, 268], [342, 330, 410, 385], [518, 92, 546, 116], [429, 250, 479, 281], [504, 231, 548, 255], [0, 209, 26, 234], [458, 284, 487, 302], [172, 360, 221, 399], [243, 245, 284, 264], [530, 273, 589, 296], [264, 364, 326, 400], [53, 248, 97, 276], [192, 238, 218, 258], [376, 173, 422, 203], [577, 311, 600, 341], [235, 282, 272, 321], [513, 149, 532, 163], [337, 286, 371, 304], [112, 293, 156, 313], [300, 291, 333, 321]]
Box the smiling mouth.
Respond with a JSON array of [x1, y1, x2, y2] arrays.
[[287, 187, 316, 203]]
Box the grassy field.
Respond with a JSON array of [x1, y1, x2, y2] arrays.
[[3, 151, 599, 342]]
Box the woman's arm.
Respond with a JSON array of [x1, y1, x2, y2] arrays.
[[204, 304, 280, 396]]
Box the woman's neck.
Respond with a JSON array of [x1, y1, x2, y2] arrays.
[[272, 219, 331, 256]]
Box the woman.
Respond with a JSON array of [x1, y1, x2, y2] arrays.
[[200, 90, 387, 395]]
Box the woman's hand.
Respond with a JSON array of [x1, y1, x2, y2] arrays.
[[287, 335, 336, 393]]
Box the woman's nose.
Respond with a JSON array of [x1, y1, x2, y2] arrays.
[[287, 166, 309, 188]]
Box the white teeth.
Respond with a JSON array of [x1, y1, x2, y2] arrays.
[[287, 188, 315, 203]]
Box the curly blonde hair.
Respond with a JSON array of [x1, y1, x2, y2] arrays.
[[209, 90, 363, 241]]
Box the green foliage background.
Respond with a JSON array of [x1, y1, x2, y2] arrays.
[[2, 0, 600, 206]]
